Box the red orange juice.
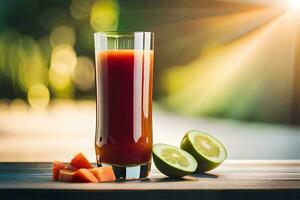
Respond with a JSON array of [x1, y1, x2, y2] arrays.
[[95, 50, 153, 166]]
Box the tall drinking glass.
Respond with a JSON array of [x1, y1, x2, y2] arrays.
[[94, 32, 154, 180]]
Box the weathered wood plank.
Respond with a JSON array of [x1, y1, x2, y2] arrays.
[[0, 161, 299, 200]]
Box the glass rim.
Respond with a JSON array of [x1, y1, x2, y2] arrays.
[[94, 31, 154, 37]]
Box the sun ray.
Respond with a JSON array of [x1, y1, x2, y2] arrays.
[[162, 11, 299, 122], [154, 6, 284, 70]]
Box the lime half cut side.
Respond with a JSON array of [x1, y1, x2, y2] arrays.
[[180, 130, 227, 173], [153, 143, 197, 178]]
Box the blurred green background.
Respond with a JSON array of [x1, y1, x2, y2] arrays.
[[1, 0, 300, 161], [0, 0, 300, 124]]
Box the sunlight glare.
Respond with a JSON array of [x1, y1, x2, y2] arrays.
[[162, 12, 297, 121], [288, 0, 300, 12]]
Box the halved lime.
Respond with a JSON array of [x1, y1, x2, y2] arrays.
[[152, 143, 198, 178], [180, 130, 227, 173]]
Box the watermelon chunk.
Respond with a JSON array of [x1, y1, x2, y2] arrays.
[[73, 168, 99, 183], [89, 166, 116, 182], [58, 169, 75, 182], [58, 168, 98, 183], [70, 152, 93, 169], [52, 161, 66, 180]]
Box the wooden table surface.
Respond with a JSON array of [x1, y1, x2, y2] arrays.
[[0, 160, 299, 200]]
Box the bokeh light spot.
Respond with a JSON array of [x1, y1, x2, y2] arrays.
[[15, 36, 48, 91], [50, 25, 76, 47], [27, 84, 50, 110], [70, 0, 93, 20], [49, 45, 77, 91], [71, 56, 95, 91], [51, 44, 77, 73], [49, 65, 72, 91], [90, 0, 119, 31]]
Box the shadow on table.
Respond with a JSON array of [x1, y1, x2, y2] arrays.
[[189, 173, 218, 178], [143, 172, 218, 182], [147, 177, 192, 182]]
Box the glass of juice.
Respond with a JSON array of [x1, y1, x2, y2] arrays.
[[94, 32, 154, 180]]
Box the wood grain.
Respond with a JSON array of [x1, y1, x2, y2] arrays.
[[0, 160, 299, 200]]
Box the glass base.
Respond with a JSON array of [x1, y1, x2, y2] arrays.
[[98, 162, 151, 180]]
